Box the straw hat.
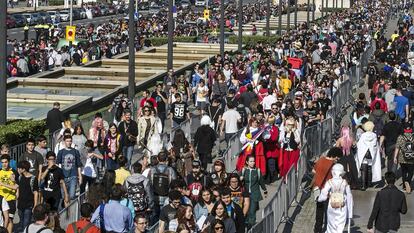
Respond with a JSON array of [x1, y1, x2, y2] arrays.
[[363, 121, 375, 132]]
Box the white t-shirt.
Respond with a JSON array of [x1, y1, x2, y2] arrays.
[[0, 198, 10, 227], [196, 85, 209, 102], [82, 156, 97, 178], [262, 94, 277, 110], [222, 109, 241, 134]]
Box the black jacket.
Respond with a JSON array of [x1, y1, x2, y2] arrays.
[[227, 202, 246, 233], [194, 125, 217, 154], [118, 120, 138, 147], [367, 185, 407, 231]]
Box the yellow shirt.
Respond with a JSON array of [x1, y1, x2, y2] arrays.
[[115, 167, 131, 185], [391, 33, 399, 42], [280, 78, 292, 95], [0, 169, 16, 201]]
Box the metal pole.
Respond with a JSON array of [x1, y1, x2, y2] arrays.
[[128, 0, 136, 100], [294, 0, 298, 28], [266, 0, 270, 37], [220, 0, 224, 58], [312, 0, 315, 21], [70, 0, 73, 26], [321, 0, 324, 17], [341, 0, 343, 8], [278, 0, 282, 35], [0, 0, 7, 125], [325, 0, 328, 16], [307, 0, 310, 25], [238, 0, 243, 52], [287, 0, 290, 31], [167, 0, 174, 70]]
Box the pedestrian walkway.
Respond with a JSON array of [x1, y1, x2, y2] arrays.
[[284, 13, 414, 233], [7, 5, 73, 14]]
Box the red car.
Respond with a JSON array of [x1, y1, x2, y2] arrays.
[[6, 15, 16, 29]]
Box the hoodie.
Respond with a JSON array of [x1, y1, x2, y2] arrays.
[[194, 125, 217, 154], [124, 173, 155, 210]]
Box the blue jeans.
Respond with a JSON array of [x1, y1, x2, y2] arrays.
[[17, 208, 32, 232], [64, 176, 78, 200], [123, 146, 134, 167]]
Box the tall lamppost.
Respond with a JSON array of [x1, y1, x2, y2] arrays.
[[266, 0, 271, 37], [238, 0, 243, 52], [312, 0, 315, 21], [128, 0, 136, 100], [0, 0, 6, 125], [278, 0, 282, 35], [167, 0, 174, 70], [220, 0, 225, 58], [307, 0, 310, 25], [287, 0, 291, 31], [294, 0, 298, 28]]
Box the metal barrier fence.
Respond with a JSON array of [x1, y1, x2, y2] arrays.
[[59, 192, 87, 230], [222, 129, 244, 173]]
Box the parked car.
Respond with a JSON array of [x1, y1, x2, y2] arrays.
[[148, 5, 161, 15], [92, 6, 102, 17], [12, 14, 27, 27], [195, 0, 206, 6], [31, 13, 41, 24], [100, 5, 109, 15], [59, 10, 70, 22], [47, 11, 61, 23], [38, 12, 52, 24], [6, 16, 16, 28], [22, 13, 37, 25], [181, 0, 190, 8], [71, 9, 82, 20]]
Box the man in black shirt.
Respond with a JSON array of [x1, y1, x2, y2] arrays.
[[151, 83, 168, 132], [46, 102, 64, 135], [303, 100, 321, 126], [317, 91, 332, 118], [380, 111, 403, 172], [205, 98, 224, 132], [16, 161, 39, 232], [21, 138, 44, 178], [40, 152, 69, 211], [158, 190, 182, 233], [169, 94, 190, 128]]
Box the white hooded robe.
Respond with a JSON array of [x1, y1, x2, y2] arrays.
[[356, 131, 382, 183]]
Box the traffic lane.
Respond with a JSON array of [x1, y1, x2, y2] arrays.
[[7, 14, 124, 41]]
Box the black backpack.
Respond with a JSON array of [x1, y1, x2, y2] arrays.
[[152, 166, 170, 196], [126, 180, 148, 213], [402, 135, 414, 161], [373, 116, 385, 136], [236, 104, 248, 128]]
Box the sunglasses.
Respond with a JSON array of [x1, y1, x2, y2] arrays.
[[215, 226, 224, 230]]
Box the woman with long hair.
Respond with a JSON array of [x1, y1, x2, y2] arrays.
[[278, 116, 301, 177], [227, 173, 250, 216], [210, 159, 228, 187], [87, 183, 108, 209], [194, 189, 215, 221], [209, 219, 225, 233], [103, 123, 123, 170], [241, 155, 267, 228], [89, 117, 106, 152], [169, 205, 197, 232], [137, 106, 160, 150], [203, 201, 236, 233], [211, 72, 227, 100], [169, 129, 194, 178], [336, 126, 359, 189], [72, 124, 87, 152], [102, 170, 116, 198]]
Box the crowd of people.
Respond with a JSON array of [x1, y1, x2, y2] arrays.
[[1, 1, 414, 233], [6, 1, 306, 78]]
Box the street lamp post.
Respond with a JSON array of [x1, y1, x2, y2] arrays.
[[238, 0, 243, 52], [321, 0, 324, 17], [307, 0, 310, 25], [287, 0, 290, 31], [70, 0, 73, 26], [0, 0, 6, 125], [128, 0, 136, 100], [294, 0, 298, 28], [266, 0, 270, 37], [312, 0, 315, 21], [167, 0, 174, 70], [220, 0, 224, 58], [325, 0, 328, 16], [278, 0, 282, 35]]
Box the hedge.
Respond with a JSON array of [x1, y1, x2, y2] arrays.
[[48, 0, 64, 6], [228, 35, 280, 46], [0, 120, 46, 146], [148, 36, 198, 46]]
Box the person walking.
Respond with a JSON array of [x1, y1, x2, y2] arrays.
[[24, 204, 53, 233], [367, 172, 407, 233], [318, 164, 353, 233], [393, 122, 414, 193]]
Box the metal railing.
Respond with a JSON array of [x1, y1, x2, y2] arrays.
[[59, 192, 87, 230]]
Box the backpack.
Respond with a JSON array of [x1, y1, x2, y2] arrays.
[[126, 180, 148, 213], [151, 166, 170, 196], [236, 104, 248, 128], [329, 180, 345, 209], [402, 135, 414, 161], [372, 115, 385, 136], [71, 222, 94, 233]]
